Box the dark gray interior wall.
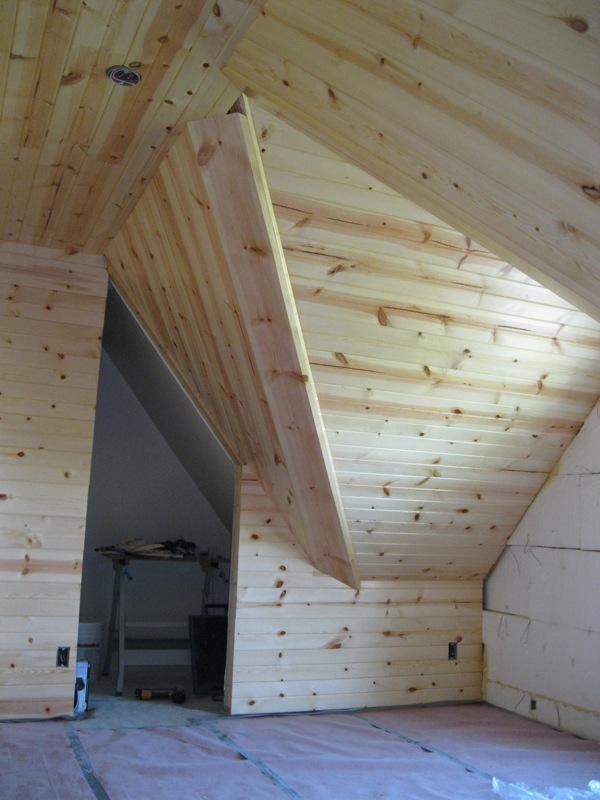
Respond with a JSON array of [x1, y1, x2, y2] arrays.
[[102, 283, 235, 531], [80, 351, 232, 631]]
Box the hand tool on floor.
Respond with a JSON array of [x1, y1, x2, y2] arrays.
[[134, 687, 186, 704]]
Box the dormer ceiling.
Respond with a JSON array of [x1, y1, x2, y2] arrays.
[[2, 0, 599, 587]]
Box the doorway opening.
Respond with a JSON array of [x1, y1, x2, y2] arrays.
[[79, 284, 236, 712]]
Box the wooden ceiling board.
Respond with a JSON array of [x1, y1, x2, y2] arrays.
[[248, 101, 600, 580], [108, 142, 253, 464], [0, 0, 265, 253], [224, 0, 600, 321]]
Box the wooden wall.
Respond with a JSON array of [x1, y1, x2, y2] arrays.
[[228, 467, 483, 715], [0, 243, 107, 719]]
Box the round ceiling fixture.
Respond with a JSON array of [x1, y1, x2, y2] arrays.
[[105, 65, 142, 87]]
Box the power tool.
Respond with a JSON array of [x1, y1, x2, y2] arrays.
[[134, 687, 186, 704]]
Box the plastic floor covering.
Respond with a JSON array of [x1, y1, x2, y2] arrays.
[[1, 702, 598, 799]]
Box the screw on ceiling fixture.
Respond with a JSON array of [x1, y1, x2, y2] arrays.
[[105, 65, 142, 87]]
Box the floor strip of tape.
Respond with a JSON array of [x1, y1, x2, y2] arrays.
[[66, 727, 112, 800], [199, 720, 304, 799], [351, 712, 495, 782]]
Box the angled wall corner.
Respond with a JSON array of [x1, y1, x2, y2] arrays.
[[483, 402, 600, 740]]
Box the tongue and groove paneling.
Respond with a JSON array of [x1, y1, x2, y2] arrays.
[[229, 466, 482, 715], [224, 0, 600, 321], [248, 102, 600, 581], [0, 243, 106, 720]]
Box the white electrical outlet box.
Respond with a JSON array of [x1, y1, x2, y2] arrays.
[[74, 660, 90, 714]]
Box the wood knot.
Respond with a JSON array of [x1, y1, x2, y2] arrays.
[[60, 72, 83, 86], [582, 185, 600, 201], [245, 244, 268, 257], [327, 86, 340, 108], [197, 144, 215, 166], [563, 16, 589, 33]]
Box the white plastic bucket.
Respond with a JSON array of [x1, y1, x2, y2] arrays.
[[77, 619, 104, 683]]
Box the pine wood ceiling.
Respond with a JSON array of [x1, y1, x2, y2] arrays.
[[2, 0, 600, 586], [0, 0, 262, 252], [251, 101, 600, 580]]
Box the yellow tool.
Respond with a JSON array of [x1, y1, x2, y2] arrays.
[[134, 687, 186, 704]]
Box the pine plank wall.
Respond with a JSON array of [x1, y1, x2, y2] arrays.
[[227, 467, 483, 715], [0, 243, 107, 719]]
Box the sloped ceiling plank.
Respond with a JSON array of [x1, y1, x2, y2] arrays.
[[0, 0, 265, 254], [0, 0, 18, 123], [422, 0, 600, 71], [224, 0, 600, 321], [187, 110, 359, 589], [109, 151, 251, 465], [250, 100, 600, 580]]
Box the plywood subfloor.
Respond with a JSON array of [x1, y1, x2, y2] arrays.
[[1, 702, 598, 799]]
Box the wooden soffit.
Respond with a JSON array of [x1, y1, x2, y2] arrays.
[[108, 111, 359, 589], [223, 0, 600, 321]]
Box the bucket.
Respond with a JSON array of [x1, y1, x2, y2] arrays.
[[77, 619, 104, 683]]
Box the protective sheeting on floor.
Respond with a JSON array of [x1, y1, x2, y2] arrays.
[[0, 722, 97, 800], [1, 703, 598, 800]]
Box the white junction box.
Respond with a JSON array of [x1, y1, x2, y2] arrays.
[[74, 660, 90, 714]]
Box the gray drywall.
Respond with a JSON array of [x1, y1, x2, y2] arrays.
[[102, 282, 235, 531]]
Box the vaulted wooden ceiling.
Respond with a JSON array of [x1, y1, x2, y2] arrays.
[[2, 0, 599, 588]]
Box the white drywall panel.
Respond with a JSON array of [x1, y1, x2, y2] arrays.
[[484, 401, 600, 740], [485, 547, 599, 632]]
